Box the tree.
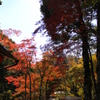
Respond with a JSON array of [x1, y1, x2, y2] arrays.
[[0, 30, 19, 65], [34, 0, 96, 99], [0, 30, 20, 99], [81, 1, 100, 99], [5, 37, 36, 99], [35, 51, 67, 100], [96, 1, 100, 99], [66, 56, 84, 97]]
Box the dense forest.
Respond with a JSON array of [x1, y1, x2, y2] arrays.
[[0, 0, 100, 100]]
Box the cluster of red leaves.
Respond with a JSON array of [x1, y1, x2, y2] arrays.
[[36, 50, 67, 84], [5, 42, 37, 96], [34, 0, 85, 57], [39, 0, 81, 34], [5, 76, 19, 87], [1, 29, 68, 98], [12, 73, 40, 97], [0, 30, 37, 97]]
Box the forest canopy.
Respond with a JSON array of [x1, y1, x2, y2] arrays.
[[0, 0, 100, 100]]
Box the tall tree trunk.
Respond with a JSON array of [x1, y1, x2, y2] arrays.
[[25, 74, 27, 100], [39, 76, 43, 100], [76, 4, 92, 99], [96, 2, 100, 99], [30, 74, 31, 100], [64, 77, 67, 97], [45, 81, 48, 100], [81, 33, 92, 100], [88, 46, 98, 99]]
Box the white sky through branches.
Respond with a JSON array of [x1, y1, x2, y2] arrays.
[[0, 0, 97, 59], [0, 0, 47, 59]]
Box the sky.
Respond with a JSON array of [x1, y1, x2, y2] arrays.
[[0, 0, 47, 44], [0, 0, 97, 59], [0, 0, 47, 58]]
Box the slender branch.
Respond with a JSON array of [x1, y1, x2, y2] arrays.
[[0, 60, 19, 71]]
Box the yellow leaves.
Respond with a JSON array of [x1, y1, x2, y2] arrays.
[[77, 88, 84, 96], [35, 51, 66, 86], [92, 54, 97, 68], [13, 88, 24, 97]]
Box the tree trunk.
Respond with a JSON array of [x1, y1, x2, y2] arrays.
[[81, 33, 92, 100], [77, 5, 92, 99], [30, 75, 31, 100], [45, 81, 48, 100], [64, 77, 67, 97], [39, 76, 43, 100], [96, 2, 100, 99], [25, 74, 27, 100], [88, 46, 98, 99]]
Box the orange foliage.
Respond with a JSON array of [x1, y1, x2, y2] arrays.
[[35, 51, 67, 89], [0, 30, 36, 97], [1, 29, 67, 98]]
